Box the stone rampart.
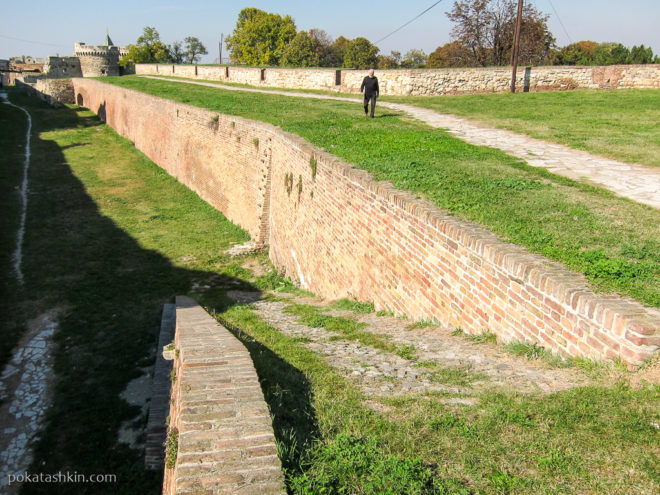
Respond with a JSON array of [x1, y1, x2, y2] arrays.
[[136, 64, 660, 95], [163, 296, 284, 494], [45, 56, 82, 78], [71, 78, 659, 367], [16, 78, 74, 105]]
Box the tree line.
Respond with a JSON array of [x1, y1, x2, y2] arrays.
[[121, 2, 658, 69], [119, 27, 208, 68], [225, 3, 658, 69]]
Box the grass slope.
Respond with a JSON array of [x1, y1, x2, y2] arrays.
[[102, 77, 660, 307]]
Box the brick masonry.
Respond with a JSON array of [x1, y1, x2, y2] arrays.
[[164, 296, 285, 494], [136, 64, 660, 96], [71, 78, 659, 368]]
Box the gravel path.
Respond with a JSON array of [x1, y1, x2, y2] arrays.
[[143, 76, 660, 209]]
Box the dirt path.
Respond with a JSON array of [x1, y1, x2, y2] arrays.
[[142, 76, 660, 210]]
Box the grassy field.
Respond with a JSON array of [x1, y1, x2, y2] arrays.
[[150, 76, 660, 168], [386, 89, 660, 168], [2, 89, 658, 494], [102, 77, 660, 308]]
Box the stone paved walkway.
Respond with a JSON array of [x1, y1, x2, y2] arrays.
[[228, 291, 591, 402], [0, 312, 57, 494], [143, 76, 660, 209]]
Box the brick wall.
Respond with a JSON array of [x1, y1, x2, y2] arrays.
[[164, 296, 284, 494], [136, 64, 660, 95], [71, 78, 659, 367]]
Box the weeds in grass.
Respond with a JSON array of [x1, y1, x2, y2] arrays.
[[376, 310, 395, 317], [464, 331, 497, 345], [406, 319, 437, 330], [165, 427, 179, 469], [330, 298, 375, 314]]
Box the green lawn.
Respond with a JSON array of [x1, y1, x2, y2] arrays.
[[385, 89, 660, 168], [101, 77, 660, 308], [2, 88, 658, 495]]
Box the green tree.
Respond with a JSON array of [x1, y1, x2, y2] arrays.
[[592, 42, 630, 65], [120, 26, 170, 66], [343, 37, 379, 69], [628, 44, 656, 64], [225, 7, 297, 65], [330, 36, 351, 67], [183, 36, 207, 64], [169, 41, 185, 64], [400, 49, 428, 68], [280, 31, 320, 67]]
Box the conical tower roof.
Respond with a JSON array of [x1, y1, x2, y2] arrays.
[[103, 28, 114, 46]]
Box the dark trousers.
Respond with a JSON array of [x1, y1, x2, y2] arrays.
[[363, 93, 377, 117]]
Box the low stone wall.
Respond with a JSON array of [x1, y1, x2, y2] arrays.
[[15, 78, 74, 105], [71, 78, 659, 366], [136, 64, 660, 96], [164, 296, 284, 494]]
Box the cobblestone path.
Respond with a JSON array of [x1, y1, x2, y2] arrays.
[[0, 313, 57, 494], [228, 291, 591, 402], [144, 76, 660, 209]]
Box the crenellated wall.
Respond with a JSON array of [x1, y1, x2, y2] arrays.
[[71, 78, 659, 367], [136, 64, 660, 95]]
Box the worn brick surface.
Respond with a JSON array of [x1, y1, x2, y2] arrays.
[[72, 79, 659, 370], [136, 64, 660, 96], [161, 296, 284, 495]]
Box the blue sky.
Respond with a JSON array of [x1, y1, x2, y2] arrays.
[[1, 0, 659, 62]]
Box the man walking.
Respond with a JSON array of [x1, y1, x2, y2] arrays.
[[360, 69, 379, 118]]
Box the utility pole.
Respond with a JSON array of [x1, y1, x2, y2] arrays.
[[219, 33, 224, 65], [510, 0, 523, 93]]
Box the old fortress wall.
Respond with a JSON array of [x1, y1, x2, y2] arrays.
[[136, 64, 660, 95], [72, 78, 658, 368]]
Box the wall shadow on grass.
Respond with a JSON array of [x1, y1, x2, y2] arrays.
[[0, 91, 310, 494]]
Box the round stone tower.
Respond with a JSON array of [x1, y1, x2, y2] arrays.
[[74, 30, 125, 77]]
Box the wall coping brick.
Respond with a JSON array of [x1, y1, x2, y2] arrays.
[[163, 296, 285, 494]]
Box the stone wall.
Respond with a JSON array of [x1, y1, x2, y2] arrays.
[[45, 57, 82, 78], [16, 78, 74, 105], [136, 64, 660, 95], [71, 78, 659, 366], [163, 296, 284, 494]]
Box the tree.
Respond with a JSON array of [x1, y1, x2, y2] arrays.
[[446, 0, 555, 66], [400, 49, 428, 68], [169, 41, 185, 64], [184, 36, 207, 64], [592, 42, 629, 66], [377, 51, 401, 69], [551, 40, 598, 65], [628, 44, 656, 64], [280, 31, 320, 67], [427, 41, 474, 67], [120, 26, 170, 66], [330, 36, 351, 67], [343, 37, 379, 69], [309, 29, 337, 67], [225, 8, 297, 65]]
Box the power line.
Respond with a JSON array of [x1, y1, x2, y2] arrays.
[[375, 0, 446, 45], [0, 34, 69, 49], [546, 0, 573, 44]]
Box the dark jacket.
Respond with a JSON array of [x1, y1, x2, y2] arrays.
[[361, 76, 379, 97]]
